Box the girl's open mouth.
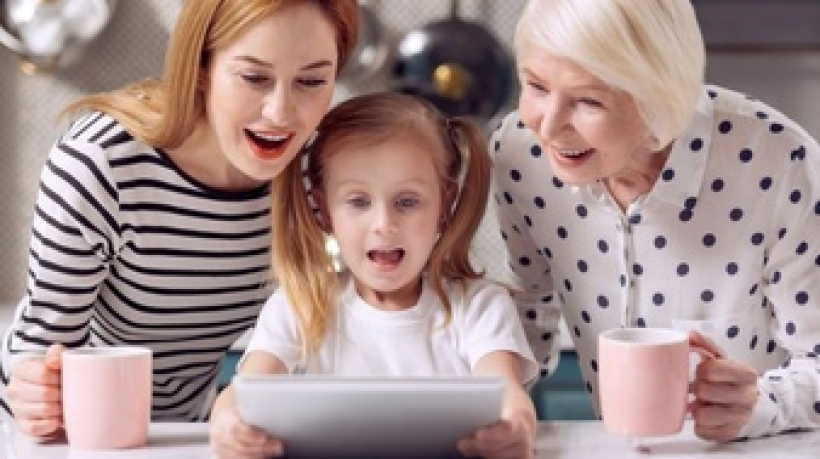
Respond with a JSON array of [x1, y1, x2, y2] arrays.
[[368, 249, 405, 268]]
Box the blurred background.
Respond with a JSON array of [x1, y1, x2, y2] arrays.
[[2, 0, 820, 314]]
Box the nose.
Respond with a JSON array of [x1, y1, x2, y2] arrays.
[[261, 84, 296, 125], [373, 203, 399, 236], [536, 99, 568, 140]]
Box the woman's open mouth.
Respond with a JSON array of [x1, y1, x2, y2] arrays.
[[245, 129, 292, 160], [553, 146, 594, 164], [557, 147, 593, 159]]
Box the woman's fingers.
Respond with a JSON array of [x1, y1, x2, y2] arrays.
[[688, 330, 725, 359], [7, 345, 65, 439], [16, 418, 63, 440], [691, 356, 759, 442]]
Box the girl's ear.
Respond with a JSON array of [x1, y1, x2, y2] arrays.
[[310, 188, 333, 233]]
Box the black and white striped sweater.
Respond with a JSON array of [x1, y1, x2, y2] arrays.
[[1, 112, 272, 421]]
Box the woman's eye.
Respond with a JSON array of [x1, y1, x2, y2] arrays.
[[524, 79, 548, 93], [240, 73, 271, 86], [579, 97, 604, 108], [298, 77, 328, 88]]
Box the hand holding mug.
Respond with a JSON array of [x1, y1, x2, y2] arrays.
[[688, 331, 759, 442], [6, 343, 64, 441]]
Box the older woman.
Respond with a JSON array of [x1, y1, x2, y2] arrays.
[[492, 0, 820, 442]]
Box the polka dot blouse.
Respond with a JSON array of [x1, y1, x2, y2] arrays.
[[491, 84, 820, 438]]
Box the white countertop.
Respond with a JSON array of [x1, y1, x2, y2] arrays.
[[2, 420, 818, 458]]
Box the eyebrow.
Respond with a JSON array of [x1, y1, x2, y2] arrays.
[[234, 55, 334, 71], [521, 68, 610, 92], [332, 177, 435, 189]]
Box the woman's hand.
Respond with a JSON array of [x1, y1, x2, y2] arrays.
[[209, 406, 284, 458], [6, 344, 64, 441], [458, 386, 536, 459], [688, 331, 759, 442]]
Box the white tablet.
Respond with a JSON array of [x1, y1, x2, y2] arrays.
[[232, 374, 504, 458]]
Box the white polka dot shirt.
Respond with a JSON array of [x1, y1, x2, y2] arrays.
[[491, 84, 820, 438]]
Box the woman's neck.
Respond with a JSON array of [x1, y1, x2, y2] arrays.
[[166, 120, 264, 191], [604, 144, 672, 211]]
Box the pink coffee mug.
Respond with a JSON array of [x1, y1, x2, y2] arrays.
[[61, 346, 152, 449], [598, 328, 711, 438]]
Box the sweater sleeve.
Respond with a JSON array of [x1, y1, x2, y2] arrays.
[[1, 114, 122, 415]]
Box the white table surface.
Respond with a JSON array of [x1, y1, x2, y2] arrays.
[[2, 420, 818, 458]]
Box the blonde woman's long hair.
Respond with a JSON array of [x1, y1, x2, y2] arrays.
[[61, 0, 358, 149], [272, 92, 493, 359]]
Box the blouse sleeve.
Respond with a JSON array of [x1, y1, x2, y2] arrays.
[[740, 131, 820, 438], [489, 113, 562, 380]]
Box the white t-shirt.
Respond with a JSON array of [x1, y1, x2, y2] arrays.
[[244, 275, 538, 383], [491, 84, 820, 438]]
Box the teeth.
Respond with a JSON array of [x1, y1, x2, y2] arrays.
[[254, 133, 288, 141], [559, 148, 588, 157]]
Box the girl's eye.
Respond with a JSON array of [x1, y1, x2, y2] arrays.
[[396, 197, 420, 209], [348, 196, 369, 208]]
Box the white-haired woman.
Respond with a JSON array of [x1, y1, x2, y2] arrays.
[[492, 0, 820, 442]]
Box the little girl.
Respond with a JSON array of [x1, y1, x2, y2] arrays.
[[210, 93, 538, 458]]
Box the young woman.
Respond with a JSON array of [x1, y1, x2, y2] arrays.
[[495, 0, 820, 442], [1, 0, 358, 441], [210, 93, 538, 459]]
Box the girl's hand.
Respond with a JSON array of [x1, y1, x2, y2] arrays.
[[209, 407, 284, 458], [6, 344, 64, 441], [688, 331, 759, 442], [458, 387, 536, 458]]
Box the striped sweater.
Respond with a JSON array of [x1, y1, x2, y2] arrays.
[[1, 112, 273, 421]]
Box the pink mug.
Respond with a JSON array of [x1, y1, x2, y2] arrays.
[[598, 328, 711, 438], [61, 346, 152, 449]]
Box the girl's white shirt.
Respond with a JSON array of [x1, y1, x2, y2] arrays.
[[244, 274, 538, 383]]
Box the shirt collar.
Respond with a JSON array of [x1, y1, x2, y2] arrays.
[[648, 88, 715, 209]]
